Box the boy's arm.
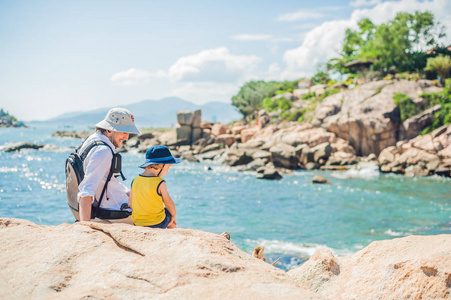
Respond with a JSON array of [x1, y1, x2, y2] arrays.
[[128, 190, 133, 209], [159, 181, 177, 221]]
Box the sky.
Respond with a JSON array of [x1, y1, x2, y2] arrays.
[[1, 0, 450, 121]]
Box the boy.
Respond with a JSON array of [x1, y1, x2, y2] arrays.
[[129, 145, 181, 228]]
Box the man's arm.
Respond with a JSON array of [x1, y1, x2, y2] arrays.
[[77, 146, 113, 221], [79, 196, 93, 221]]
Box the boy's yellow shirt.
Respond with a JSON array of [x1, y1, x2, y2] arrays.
[[131, 175, 165, 226]]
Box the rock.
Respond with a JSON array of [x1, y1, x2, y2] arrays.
[[288, 234, 451, 300], [311, 143, 332, 164], [196, 149, 225, 161], [256, 168, 282, 180], [293, 88, 311, 99], [242, 138, 265, 149], [241, 127, 259, 144], [311, 175, 330, 184], [180, 152, 199, 162], [200, 143, 222, 154], [298, 78, 314, 89], [175, 123, 192, 145], [310, 84, 327, 97], [0, 142, 44, 152], [211, 124, 228, 136], [271, 92, 296, 101], [401, 105, 441, 140], [138, 132, 155, 140], [223, 149, 254, 167], [305, 162, 320, 170], [312, 80, 442, 156], [257, 115, 270, 129], [177, 110, 194, 126], [245, 159, 266, 171], [231, 126, 246, 135], [203, 165, 212, 171], [0, 218, 320, 299], [192, 127, 202, 143], [158, 130, 177, 146], [52, 131, 91, 139], [326, 151, 358, 166], [215, 134, 236, 147], [192, 109, 202, 127], [200, 121, 212, 130], [252, 150, 272, 161], [270, 144, 298, 170]]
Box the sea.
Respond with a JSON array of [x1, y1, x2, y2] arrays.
[[1, 125, 450, 271]]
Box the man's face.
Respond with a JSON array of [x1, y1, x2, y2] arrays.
[[110, 131, 129, 148]]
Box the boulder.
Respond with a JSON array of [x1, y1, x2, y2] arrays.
[[177, 110, 194, 126], [401, 105, 441, 140], [231, 126, 246, 135], [223, 150, 254, 167], [175, 123, 192, 145], [215, 134, 236, 147], [271, 92, 296, 101], [245, 159, 266, 171], [0, 218, 320, 299], [252, 150, 272, 161], [310, 84, 327, 97], [311, 175, 330, 184], [298, 78, 314, 89], [0, 142, 44, 152], [270, 144, 298, 170], [288, 234, 451, 300], [199, 143, 222, 154], [192, 109, 202, 127], [293, 89, 311, 99], [192, 127, 202, 143], [256, 168, 282, 180], [241, 127, 259, 144], [211, 124, 228, 136], [311, 143, 332, 164]]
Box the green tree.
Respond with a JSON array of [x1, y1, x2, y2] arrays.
[[329, 11, 445, 74], [231, 80, 298, 117], [425, 54, 451, 85]]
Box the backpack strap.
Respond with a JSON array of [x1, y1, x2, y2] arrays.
[[78, 140, 115, 217]]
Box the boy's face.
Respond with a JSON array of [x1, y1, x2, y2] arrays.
[[159, 164, 171, 177]]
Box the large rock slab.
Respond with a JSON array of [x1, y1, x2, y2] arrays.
[[0, 218, 321, 299], [288, 234, 451, 299], [312, 80, 443, 156]]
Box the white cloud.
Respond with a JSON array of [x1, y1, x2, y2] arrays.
[[276, 10, 326, 22], [168, 47, 261, 82], [281, 0, 451, 80], [110, 68, 166, 86], [232, 34, 273, 41], [171, 82, 239, 104], [349, 0, 381, 7]]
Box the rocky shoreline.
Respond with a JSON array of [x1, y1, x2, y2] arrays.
[[4, 79, 450, 178], [0, 218, 449, 299]]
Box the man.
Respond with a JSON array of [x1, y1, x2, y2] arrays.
[[78, 108, 140, 222]]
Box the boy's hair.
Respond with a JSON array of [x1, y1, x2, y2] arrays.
[[146, 164, 164, 170]]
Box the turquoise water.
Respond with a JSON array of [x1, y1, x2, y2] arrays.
[[1, 126, 450, 270]]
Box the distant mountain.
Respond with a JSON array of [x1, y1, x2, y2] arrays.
[[28, 97, 241, 129]]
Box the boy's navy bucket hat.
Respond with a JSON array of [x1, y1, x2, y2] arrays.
[[139, 145, 181, 168]]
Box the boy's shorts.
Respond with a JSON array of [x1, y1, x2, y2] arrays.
[[146, 208, 172, 229]]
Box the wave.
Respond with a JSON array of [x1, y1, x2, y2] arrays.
[[243, 238, 355, 258], [331, 162, 380, 180]]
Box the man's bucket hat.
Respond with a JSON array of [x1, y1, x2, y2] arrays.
[[139, 145, 181, 168], [95, 108, 141, 134]]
